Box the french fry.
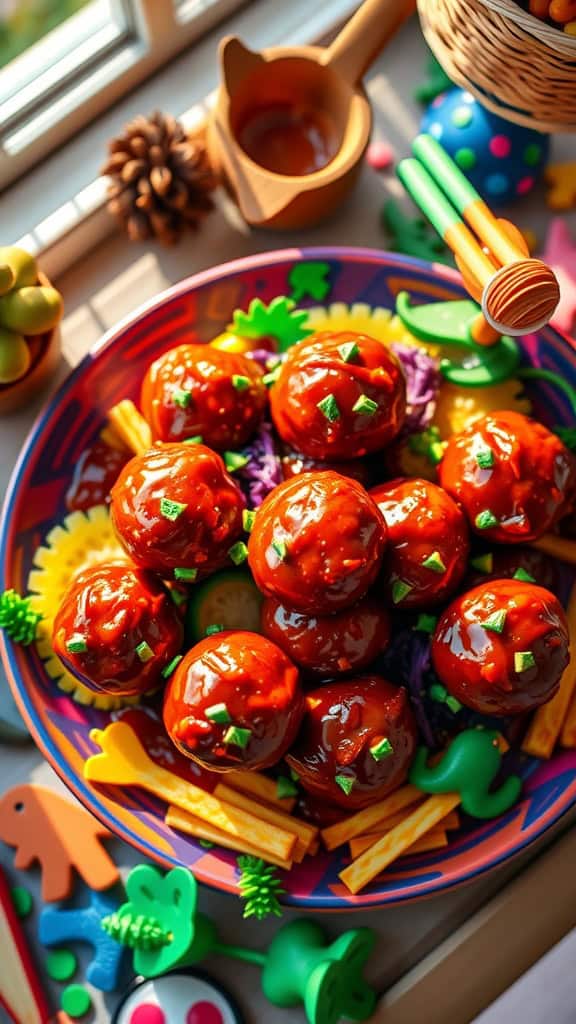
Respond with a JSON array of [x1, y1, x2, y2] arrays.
[[99, 424, 130, 452], [165, 806, 293, 870], [532, 534, 576, 567], [226, 770, 296, 812], [214, 783, 318, 862], [85, 721, 296, 862], [347, 807, 459, 857], [107, 399, 152, 456], [339, 793, 461, 895], [522, 582, 576, 759], [350, 827, 448, 859], [321, 785, 422, 851], [561, 689, 576, 748]]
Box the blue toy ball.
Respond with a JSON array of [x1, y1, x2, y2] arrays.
[[420, 88, 550, 204]]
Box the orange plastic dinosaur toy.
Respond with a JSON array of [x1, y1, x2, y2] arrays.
[[0, 784, 119, 902]]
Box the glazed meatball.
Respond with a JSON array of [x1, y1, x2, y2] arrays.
[[286, 677, 417, 810], [270, 331, 406, 460], [247, 471, 387, 614], [431, 579, 569, 715], [65, 440, 129, 512], [261, 593, 390, 677], [141, 344, 267, 449], [371, 477, 469, 609], [110, 443, 245, 579], [52, 564, 183, 697], [438, 411, 576, 543], [163, 631, 303, 771]]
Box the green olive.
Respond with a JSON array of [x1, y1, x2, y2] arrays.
[[0, 247, 37, 288], [0, 265, 15, 295], [0, 285, 63, 335], [0, 328, 31, 383]]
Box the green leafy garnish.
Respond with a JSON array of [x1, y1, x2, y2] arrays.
[[0, 590, 42, 646], [513, 567, 536, 583], [232, 297, 311, 352], [237, 855, 285, 920], [224, 451, 249, 473]]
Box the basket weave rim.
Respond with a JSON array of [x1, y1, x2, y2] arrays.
[[479, 0, 576, 55]]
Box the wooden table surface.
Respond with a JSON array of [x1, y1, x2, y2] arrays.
[[1, 16, 576, 1024]]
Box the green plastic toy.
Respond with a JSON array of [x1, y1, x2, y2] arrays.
[[0, 247, 63, 384], [231, 296, 311, 352], [288, 262, 332, 303], [103, 864, 377, 1024], [409, 728, 522, 819]]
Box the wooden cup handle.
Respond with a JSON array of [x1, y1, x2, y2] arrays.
[[323, 0, 416, 84]]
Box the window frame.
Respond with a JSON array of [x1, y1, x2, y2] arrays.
[[0, 0, 246, 191]]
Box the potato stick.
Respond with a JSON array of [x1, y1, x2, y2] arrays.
[[309, 840, 320, 857], [99, 424, 130, 452], [85, 723, 296, 862], [226, 770, 296, 812], [107, 399, 152, 456], [214, 783, 318, 862], [522, 582, 576, 758], [532, 534, 576, 567], [339, 793, 461, 895], [350, 827, 447, 859], [348, 806, 459, 847], [321, 785, 422, 851], [561, 689, 576, 748], [165, 805, 293, 870]]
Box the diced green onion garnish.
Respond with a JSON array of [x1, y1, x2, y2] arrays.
[[352, 394, 378, 416], [135, 641, 154, 663], [160, 497, 187, 521], [161, 654, 182, 679], [224, 451, 249, 473], [271, 538, 287, 560], [276, 776, 298, 799], [338, 341, 360, 363], [173, 389, 192, 408], [415, 613, 438, 634], [513, 567, 536, 583], [232, 374, 250, 391], [475, 509, 498, 530], [243, 509, 256, 532], [422, 551, 446, 574], [392, 580, 413, 604], [335, 774, 355, 796], [183, 435, 203, 445], [475, 446, 495, 469], [317, 394, 340, 422], [206, 702, 232, 724], [514, 650, 536, 673], [228, 541, 248, 565], [205, 624, 224, 637], [174, 567, 197, 582], [66, 635, 87, 654], [369, 737, 393, 762], [470, 553, 493, 573], [481, 609, 507, 634], [223, 725, 252, 748]]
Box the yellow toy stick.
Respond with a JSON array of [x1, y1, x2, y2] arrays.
[[85, 721, 296, 862], [339, 793, 461, 895], [522, 582, 576, 758]]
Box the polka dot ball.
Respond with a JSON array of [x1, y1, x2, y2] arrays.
[[420, 88, 549, 204]]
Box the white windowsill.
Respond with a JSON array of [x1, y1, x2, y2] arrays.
[[0, 0, 360, 280]]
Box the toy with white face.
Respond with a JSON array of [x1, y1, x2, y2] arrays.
[[112, 970, 243, 1024]]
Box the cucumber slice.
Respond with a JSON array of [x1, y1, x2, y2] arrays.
[[185, 570, 263, 643]]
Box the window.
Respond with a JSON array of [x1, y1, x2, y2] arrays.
[[0, 0, 246, 191]]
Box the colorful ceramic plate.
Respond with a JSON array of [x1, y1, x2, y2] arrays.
[[1, 248, 576, 909]]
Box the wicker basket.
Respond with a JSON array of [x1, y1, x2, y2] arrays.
[[417, 0, 576, 132]]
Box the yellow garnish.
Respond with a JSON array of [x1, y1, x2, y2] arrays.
[[27, 505, 137, 710], [432, 378, 531, 438], [305, 303, 438, 355]]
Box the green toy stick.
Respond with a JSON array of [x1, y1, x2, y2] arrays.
[[409, 728, 522, 819], [103, 864, 377, 1024]]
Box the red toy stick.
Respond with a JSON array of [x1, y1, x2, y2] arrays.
[[0, 863, 52, 1024]]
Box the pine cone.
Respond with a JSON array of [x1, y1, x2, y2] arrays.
[[102, 110, 217, 246]]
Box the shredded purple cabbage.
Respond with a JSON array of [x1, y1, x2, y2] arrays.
[[244, 349, 278, 370], [238, 420, 283, 507], [380, 629, 437, 748], [392, 343, 441, 433]]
